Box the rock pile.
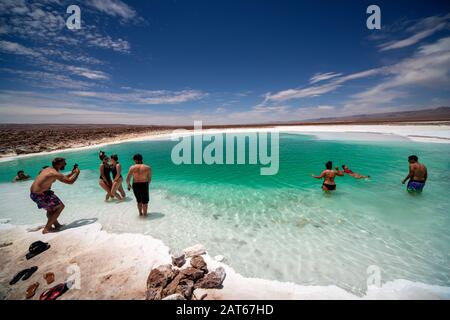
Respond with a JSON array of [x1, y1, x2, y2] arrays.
[[146, 247, 226, 300]]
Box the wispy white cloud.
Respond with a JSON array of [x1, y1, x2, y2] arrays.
[[89, 0, 137, 20], [0, 0, 131, 53], [0, 40, 38, 56], [377, 13, 450, 51], [345, 36, 450, 110], [316, 105, 335, 110], [1, 69, 95, 89], [264, 68, 383, 103], [309, 72, 342, 84], [36, 48, 103, 65], [0, 40, 110, 86], [379, 23, 447, 51], [84, 33, 130, 53], [67, 66, 109, 80], [70, 89, 208, 105], [259, 33, 450, 118], [252, 105, 289, 113]]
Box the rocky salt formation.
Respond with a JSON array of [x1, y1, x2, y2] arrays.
[[146, 252, 226, 300]]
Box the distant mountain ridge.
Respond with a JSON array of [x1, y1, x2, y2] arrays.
[[286, 107, 450, 124]]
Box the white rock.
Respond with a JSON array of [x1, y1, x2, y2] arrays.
[[214, 255, 224, 262], [193, 288, 208, 300], [162, 293, 186, 300], [183, 244, 206, 258]]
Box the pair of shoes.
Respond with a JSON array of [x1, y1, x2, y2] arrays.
[[26, 241, 50, 260], [39, 283, 69, 300], [9, 266, 38, 285]]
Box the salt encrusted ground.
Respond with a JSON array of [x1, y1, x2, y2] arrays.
[[1, 222, 449, 300]]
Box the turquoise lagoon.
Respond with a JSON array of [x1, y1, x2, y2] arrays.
[[0, 131, 449, 295]]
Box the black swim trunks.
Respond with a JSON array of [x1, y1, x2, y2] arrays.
[[322, 183, 336, 191], [132, 182, 149, 204]]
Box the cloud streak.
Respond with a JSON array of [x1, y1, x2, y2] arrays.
[[70, 89, 208, 105], [264, 68, 383, 103], [0, 40, 39, 56], [377, 13, 450, 51], [89, 0, 137, 20], [309, 72, 342, 84]]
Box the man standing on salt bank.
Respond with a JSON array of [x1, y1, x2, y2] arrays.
[[126, 153, 152, 216]]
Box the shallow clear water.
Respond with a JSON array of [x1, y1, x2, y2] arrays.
[[0, 132, 449, 295]]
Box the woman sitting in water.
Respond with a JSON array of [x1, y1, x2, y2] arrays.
[[341, 165, 370, 179], [99, 151, 114, 201], [312, 161, 344, 191], [110, 154, 126, 200]]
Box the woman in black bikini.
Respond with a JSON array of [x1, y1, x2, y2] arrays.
[[312, 161, 344, 192], [110, 154, 126, 200], [99, 151, 113, 201]]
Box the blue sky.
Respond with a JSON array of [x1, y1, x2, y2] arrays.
[[0, 0, 449, 124]]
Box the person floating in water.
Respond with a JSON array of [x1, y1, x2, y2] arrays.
[[341, 165, 370, 179], [98, 151, 114, 201], [12, 170, 31, 182], [126, 154, 152, 216], [110, 154, 126, 201], [30, 158, 80, 234], [402, 155, 427, 193], [312, 161, 344, 191]]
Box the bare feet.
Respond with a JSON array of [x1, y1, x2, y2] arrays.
[[42, 227, 58, 234]]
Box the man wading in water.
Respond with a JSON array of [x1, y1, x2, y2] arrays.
[[402, 155, 427, 193], [30, 158, 80, 234], [126, 154, 152, 216]]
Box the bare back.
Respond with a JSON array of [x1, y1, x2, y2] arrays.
[[410, 162, 427, 181], [323, 169, 336, 185], [129, 164, 151, 183]]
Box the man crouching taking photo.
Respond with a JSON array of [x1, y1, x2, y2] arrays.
[[30, 158, 80, 234]]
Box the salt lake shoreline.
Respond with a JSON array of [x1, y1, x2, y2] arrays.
[[1, 122, 450, 163], [1, 221, 449, 300]]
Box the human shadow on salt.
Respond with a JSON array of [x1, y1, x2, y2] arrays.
[[60, 218, 98, 231], [142, 212, 164, 220]]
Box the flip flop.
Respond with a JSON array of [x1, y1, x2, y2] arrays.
[[9, 269, 29, 285], [39, 283, 69, 301], [22, 266, 38, 281], [26, 282, 40, 299]]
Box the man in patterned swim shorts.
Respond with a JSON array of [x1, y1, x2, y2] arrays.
[[30, 158, 80, 234], [402, 155, 427, 193]]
